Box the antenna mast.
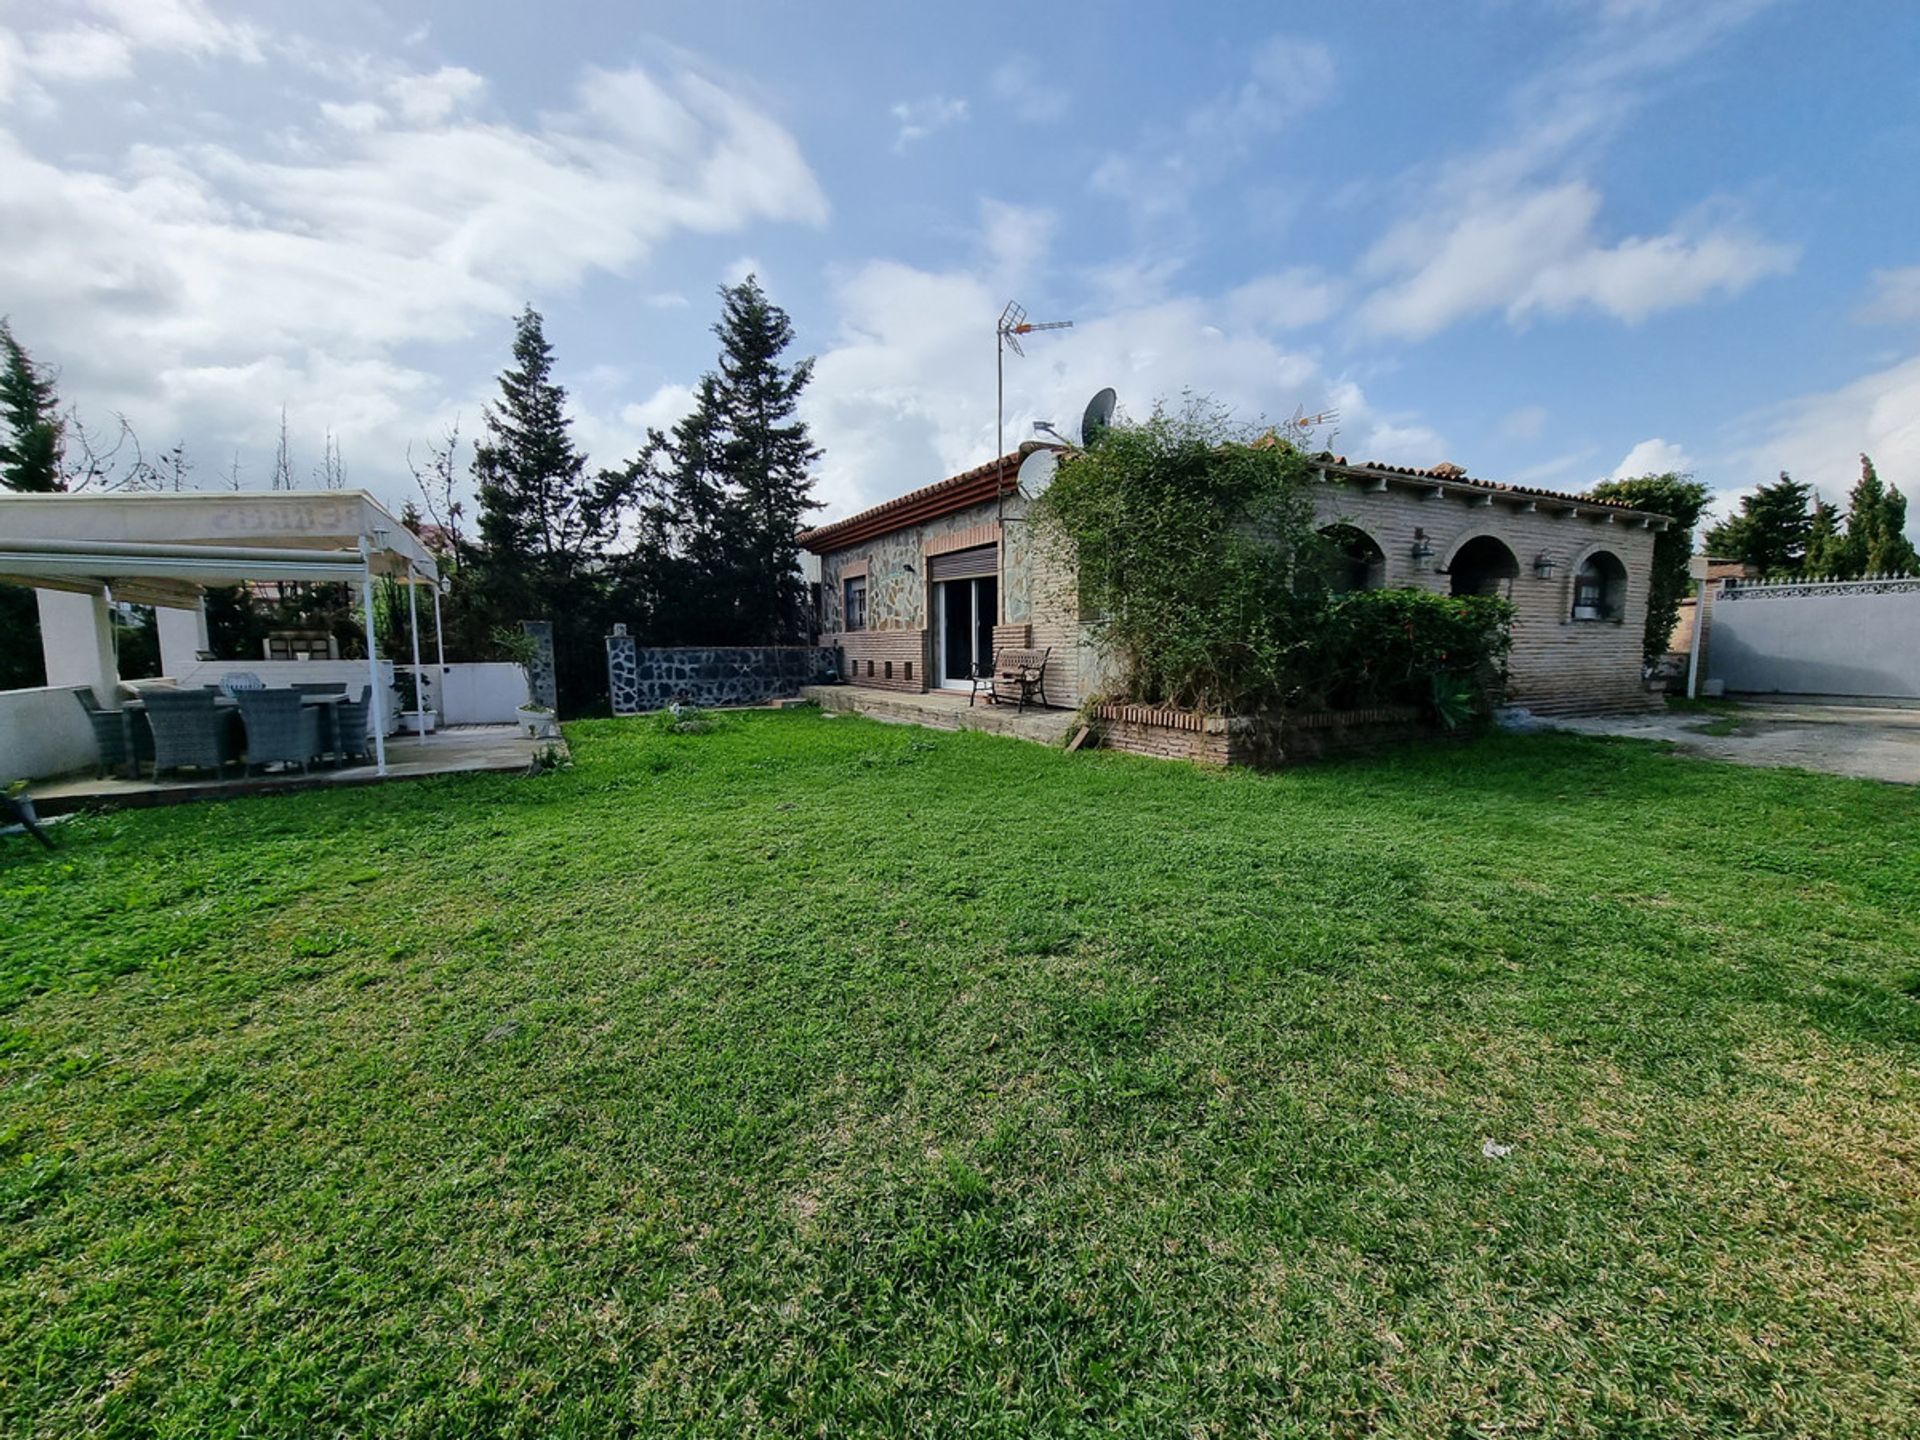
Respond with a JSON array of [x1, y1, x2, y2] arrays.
[[996, 300, 1072, 463]]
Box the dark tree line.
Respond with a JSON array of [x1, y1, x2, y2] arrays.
[[428, 276, 822, 715], [1705, 458, 1918, 579]]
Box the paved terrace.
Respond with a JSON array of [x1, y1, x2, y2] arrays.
[[800, 685, 1078, 745], [25, 724, 555, 817]]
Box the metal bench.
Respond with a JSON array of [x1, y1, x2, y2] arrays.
[[970, 646, 1052, 713]]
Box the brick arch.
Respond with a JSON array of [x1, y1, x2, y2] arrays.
[[1439, 529, 1521, 598], [1318, 521, 1388, 591], [1564, 540, 1631, 621]]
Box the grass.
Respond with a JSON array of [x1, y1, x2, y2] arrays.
[[3, 711, 1918, 1437]]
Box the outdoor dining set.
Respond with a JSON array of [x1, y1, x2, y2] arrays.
[[73, 674, 377, 782]]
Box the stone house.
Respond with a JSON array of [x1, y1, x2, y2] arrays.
[[799, 450, 1669, 716]]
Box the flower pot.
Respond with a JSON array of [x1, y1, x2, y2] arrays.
[[402, 709, 437, 736], [516, 705, 559, 740]]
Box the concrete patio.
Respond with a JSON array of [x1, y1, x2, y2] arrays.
[[24, 724, 557, 816], [800, 684, 1078, 744]]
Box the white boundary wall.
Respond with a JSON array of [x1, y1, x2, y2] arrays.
[[423, 663, 529, 725], [1707, 577, 1920, 699], [0, 686, 99, 780]]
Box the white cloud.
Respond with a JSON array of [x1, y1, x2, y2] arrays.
[[801, 202, 1431, 519], [1226, 269, 1342, 330], [1353, 1, 1791, 341], [1608, 436, 1694, 479], [1498, 405, 1549, 442], [1359, 182, 1794, 339], [385, 64, 484, 125], [1092, 35, 1336, 225], [22, 26, 135, 83], [988, 53, 1067, 124], [1857, 267, 1920, 325], [1736, 354, 1920, 520], [889, 94, 968, 152], [0, 54, 828, 508], [82, 0, 262, 63]]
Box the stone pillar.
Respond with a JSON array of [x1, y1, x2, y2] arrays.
[[36, 588, 119, 705], [606, 623, 639, 716], [155, 599, 211, 677], [521, 620, 557, 710]]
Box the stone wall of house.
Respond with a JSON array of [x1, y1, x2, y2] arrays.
[[1306, 479, 1660, 715], [811, 469, 1660, 718], [605, 638, 839, 713], [817, 497, 1103, 706]]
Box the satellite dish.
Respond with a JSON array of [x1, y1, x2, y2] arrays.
[[1080, 387, 1118, 445], [1016, 448, 1058, 499]]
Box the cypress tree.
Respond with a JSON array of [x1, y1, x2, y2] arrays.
[[1802, 497, 1846, 577], [468, 306, 608, 713], [0, 320, 64, 493], [1703, 472, 1812, 576], [709, 277, 822, 645]]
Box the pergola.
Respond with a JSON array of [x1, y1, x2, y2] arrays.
[[0, 490, 442, 776]]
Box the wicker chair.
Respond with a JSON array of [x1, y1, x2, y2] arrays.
[[72, 689, 131, 778], [144, 688, 239, 779], [331, 685, 375, 764], [219, 672, 266, 698], [236, 690, 325, 776]]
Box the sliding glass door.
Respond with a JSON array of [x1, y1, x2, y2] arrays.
[[934, 576, 996, 689]]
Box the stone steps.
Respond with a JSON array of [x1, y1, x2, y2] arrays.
[[798, 686, 1076, 746]]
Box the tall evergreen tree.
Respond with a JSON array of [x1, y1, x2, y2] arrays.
[[1703, 471, 1813, 576], [0, 319, 64, 493], [1838, 454, 1919, 575], [0, 320, 61, 689], [609, 277, 821, 644], [1590, 471, 1710, 662], [1802, 497, 1846, 577], [710, 277, 822, 644], [467, 306, 608, 713]]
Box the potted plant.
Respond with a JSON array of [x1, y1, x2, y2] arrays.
[[394, 668, 437, 735], [490, 627, 560, 739]]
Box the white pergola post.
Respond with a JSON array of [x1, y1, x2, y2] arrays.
[[359, 542, 387, 775], [431, 580, 446, 688], [36, 588, 119, 705], [155, 597, 210, 677], [406, 570, 424, 729]]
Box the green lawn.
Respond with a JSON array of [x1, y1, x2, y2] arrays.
[[4, 712, 1918, 1437]]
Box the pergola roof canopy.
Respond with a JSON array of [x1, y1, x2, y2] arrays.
[[0, 490, 437, 608]]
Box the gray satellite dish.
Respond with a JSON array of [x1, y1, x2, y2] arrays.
[[1080, 387, 1118, 444], [1016, 447, 1058, 499]]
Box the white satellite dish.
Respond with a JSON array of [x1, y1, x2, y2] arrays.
[[1016, 448, 1058, 499]]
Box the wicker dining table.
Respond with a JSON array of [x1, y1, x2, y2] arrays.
[[119, 692, 351, 779]]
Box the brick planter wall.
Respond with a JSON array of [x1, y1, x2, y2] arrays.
[[1089, 702, 1438, 768]]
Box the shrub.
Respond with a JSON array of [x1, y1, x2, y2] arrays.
[[1297, 588, 1514, 720], [1035, 396, 1514, 720], [1034, 397, 1326, 713]]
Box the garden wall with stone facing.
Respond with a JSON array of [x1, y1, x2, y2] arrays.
[[605, 635, 839, 714], [1088, 702, 1438, 768]]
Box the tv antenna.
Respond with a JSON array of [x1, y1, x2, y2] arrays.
[[997, 300, 1072, 462]]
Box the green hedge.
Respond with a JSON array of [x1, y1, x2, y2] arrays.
[[1299, 588, 1514, 718]]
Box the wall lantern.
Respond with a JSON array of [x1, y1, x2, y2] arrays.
[[1533, 552, 1558, 579], [1410, 529, 1435, 572]]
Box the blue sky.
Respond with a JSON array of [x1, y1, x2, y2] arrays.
[[3, 0, 1918, 529]]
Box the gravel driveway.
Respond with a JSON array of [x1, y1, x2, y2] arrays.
[[1548, 699, 1920, 785]]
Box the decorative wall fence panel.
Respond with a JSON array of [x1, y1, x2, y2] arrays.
[[606, 635, 839, 714], [1706, 577, 1920, 699]]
